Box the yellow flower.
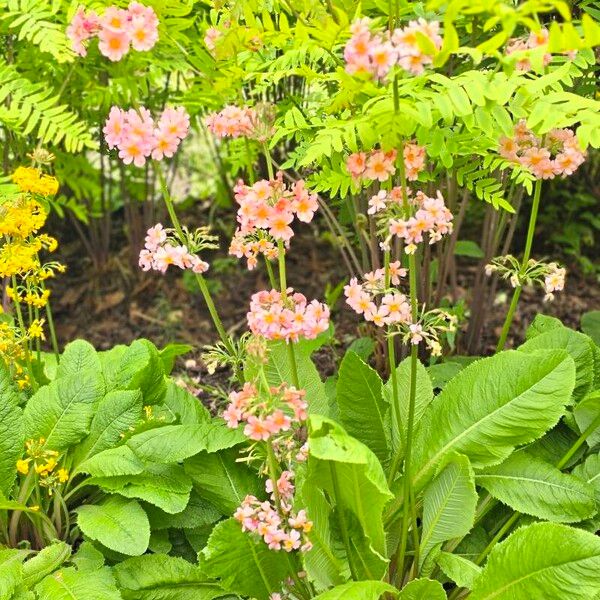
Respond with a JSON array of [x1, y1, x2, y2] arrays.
[[16, 459, 30, 474], [35, 457, 57, 476], [0, 198, 47, 238], [28, 319, 45, 340], [57, 468, 69, 483]]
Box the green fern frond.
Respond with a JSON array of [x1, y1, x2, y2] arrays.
[[0, 64, 95, 153], [0, 0, 75, 62]]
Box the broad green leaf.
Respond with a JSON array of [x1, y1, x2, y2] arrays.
[[163, 381, 210, 425], [127, 424, 212, 463], [573, 391, 600, 448], [24, 370, 105, 451], [56, 340, 100, 379], [420, 454, 477, 567], [426, 362, 463, 390], [470, 522, 600, 599], [35, 566, 121, 600], [477, 451, 596, 523], [111, 339, 166, 404], [306, 416, 393, 579], [411, 350, 575, 492], [347, 337, 375, 362], [519, 328, 594, 402], [71, 542, 105, 572], [0, 363, 24, 495], [384, 357, 433, 459], [76, 445, 145, 478], [114, 554, 224, 600], [184, 448, 262, 514], [573, 453, 600, 504], [581, 311, 600, 346], [159, 343, 193, 374], [314, 581, 398, 599], [525, 314, 564, 339], [22, 542, 71, 587], [0, 548, 28, 599], [200, 518, 290, 600], [454, 240, 484, 258], [73, 390, 143, 466], [89, 463, 192, 514], [397, 578, 446, 599], [437, 551, 482, 589], [144, 491, 221, 530], [337, 351, 390, 465], [76, 495, 150, 556]]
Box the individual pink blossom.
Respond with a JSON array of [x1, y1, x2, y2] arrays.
[[103, 106, 127, 149], [98, 27, 130, 61], [365, 150, 397, 182], [346, 152, 367, 178]]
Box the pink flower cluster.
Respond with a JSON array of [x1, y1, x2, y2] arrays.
[[347, 143, 425, 183], [138, 224, 209, 274], [103, 106, 190, 167], [247, 289, 330, 342], [223, 382, 308, 441], [499, 121, 586, 179], [506, 29, 551, 72], [229, 176, 318, 268], [234, 472, 313, 552], [344, 18, 442, 78], [344, 264, 411, 328], [389, 191, 453, 254], [368, 186, 410, 215], [204, 26, 222, 51], [67, 2, 158, 60], [205, 105, 256, 138]]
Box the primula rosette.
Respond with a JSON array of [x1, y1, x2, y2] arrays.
[[247, 289, 330, 342], [344, 17, 442, 79], [67, 2, 158, 60], [486, 255, 567, 302], [498, 120, 586, 180], [229, 174, 319, 268], [346, 143, 426, 183], [103, 106, 190, 167], [138, 223, 216, 274]]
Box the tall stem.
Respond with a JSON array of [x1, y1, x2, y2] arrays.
[[155, 165, 236, 362], [495, 179, 542, 351], [11, 276, 36, 391], [393, 142, 421, 582], [42, 282, 60, 359]]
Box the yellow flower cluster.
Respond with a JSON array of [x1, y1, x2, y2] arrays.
[[12, 166, 59, 197], [0, 197, 47, 238], [16, 438, 69, 492], [0, 322, 28, 388]]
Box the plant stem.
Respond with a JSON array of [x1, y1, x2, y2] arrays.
[[495, 179, 542, 351], [264, 256, 277, 289], [154, 165, 237, 364], [475, 511, 521, 566], [263, 143, 275, 180], [11, 276, 36, 391], [390, 141, 421, 582], [43, 288, 60, 359], [557, 412, 600, 470]]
